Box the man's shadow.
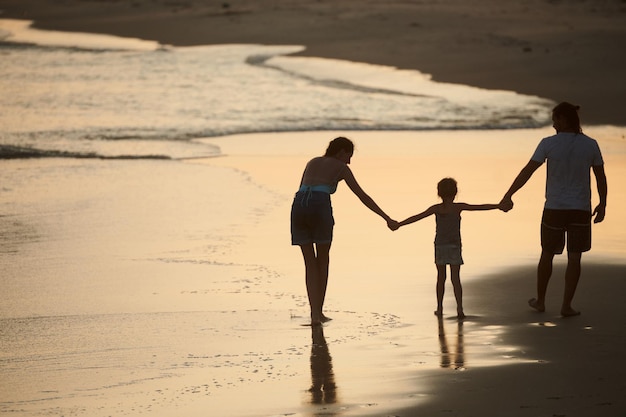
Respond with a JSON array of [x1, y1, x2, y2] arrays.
[[438, 316, 465, 370], [308, 325, 338, 404]]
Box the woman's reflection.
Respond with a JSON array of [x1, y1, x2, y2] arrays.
[[437, 316, 465, 370], [308, 325, 338, 404]]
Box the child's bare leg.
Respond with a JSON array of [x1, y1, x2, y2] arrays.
[[450, 265, 464, 318], [435, 264, 446, 316]]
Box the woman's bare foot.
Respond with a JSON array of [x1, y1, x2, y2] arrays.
[[311, 314, 323, 326], [528, 298, 545, 312], [561, 308, 581, 317]]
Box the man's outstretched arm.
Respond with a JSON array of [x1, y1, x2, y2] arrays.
[[500, 160, 542, 211]]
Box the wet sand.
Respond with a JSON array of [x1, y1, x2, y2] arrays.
[[1, 0, 625, 125], [3, 128, 625, 416]]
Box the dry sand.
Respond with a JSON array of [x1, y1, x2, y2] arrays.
[[1, 0, 625, 125]]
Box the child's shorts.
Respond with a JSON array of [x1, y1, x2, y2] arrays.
[[435, 244, 464, 266]]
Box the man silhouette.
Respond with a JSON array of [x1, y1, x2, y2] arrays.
[[501, 102, 607, 316]]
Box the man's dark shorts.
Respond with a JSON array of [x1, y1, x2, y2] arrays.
[[291, 191, 334, 245], [541, 209, 592, 254]]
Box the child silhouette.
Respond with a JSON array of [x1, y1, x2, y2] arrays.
[[397, 178, 506, 318]]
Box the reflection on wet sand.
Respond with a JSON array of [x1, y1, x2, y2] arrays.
[[308, 326, 338, 405], [437, 316, 465, 370]]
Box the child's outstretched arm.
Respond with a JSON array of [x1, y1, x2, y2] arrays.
[[456, 203, 502, 212], [398, 205, 436, 228]]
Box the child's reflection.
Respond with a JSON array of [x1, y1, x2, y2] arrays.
[[308, 326, 338, 404], [437, 316, 465, 370]]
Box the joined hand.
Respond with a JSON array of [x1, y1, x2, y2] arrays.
[[499, 198, 514, 212]]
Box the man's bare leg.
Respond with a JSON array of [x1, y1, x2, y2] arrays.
[[529, 250, 555, 312], [561, 251, 582, 317]]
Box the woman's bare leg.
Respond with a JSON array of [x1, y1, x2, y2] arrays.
[[301, 244, 322, 325], [301, 242, 332, 325], [315, 242, 332, 321]]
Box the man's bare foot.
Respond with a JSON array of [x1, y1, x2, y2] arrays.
[[561, 308, 581, 317], [457, 310, 466, 320], [528, 298, 545, 312], [321, 314, 333, 323], [434, 309, 443, 317]]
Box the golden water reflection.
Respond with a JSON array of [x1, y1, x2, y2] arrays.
[[308, 326, 338, 405], [438, 316, 466, 371]]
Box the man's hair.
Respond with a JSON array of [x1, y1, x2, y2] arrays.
[[553, 102, 582, 133]]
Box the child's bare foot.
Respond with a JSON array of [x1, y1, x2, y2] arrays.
[[528, 298, 545, 312], [561, 308, 581, 317]]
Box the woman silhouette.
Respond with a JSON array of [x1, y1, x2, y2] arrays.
[[291, 137, 397, 325]]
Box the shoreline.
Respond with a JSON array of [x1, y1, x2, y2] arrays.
[[1, 0, 625, 126]]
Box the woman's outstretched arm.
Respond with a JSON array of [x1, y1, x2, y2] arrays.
[[342, 166, 394, 224]]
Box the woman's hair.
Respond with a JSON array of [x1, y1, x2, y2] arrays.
[[324, 136, 354, 157], [553, 102, 582, 133], [437, 177, 458, 199]]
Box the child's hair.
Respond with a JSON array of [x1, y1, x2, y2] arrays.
[[437, 177, 458, 199]]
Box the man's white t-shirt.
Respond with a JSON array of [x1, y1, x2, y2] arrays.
[[531, 132, 604, 211]]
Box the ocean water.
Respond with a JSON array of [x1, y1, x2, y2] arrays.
[[0, 18, 555, 160]]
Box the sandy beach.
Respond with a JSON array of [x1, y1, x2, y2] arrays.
[[201, 129, 626, 416], [2, 128, 626, 416], [1, 1, 626, 416]]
